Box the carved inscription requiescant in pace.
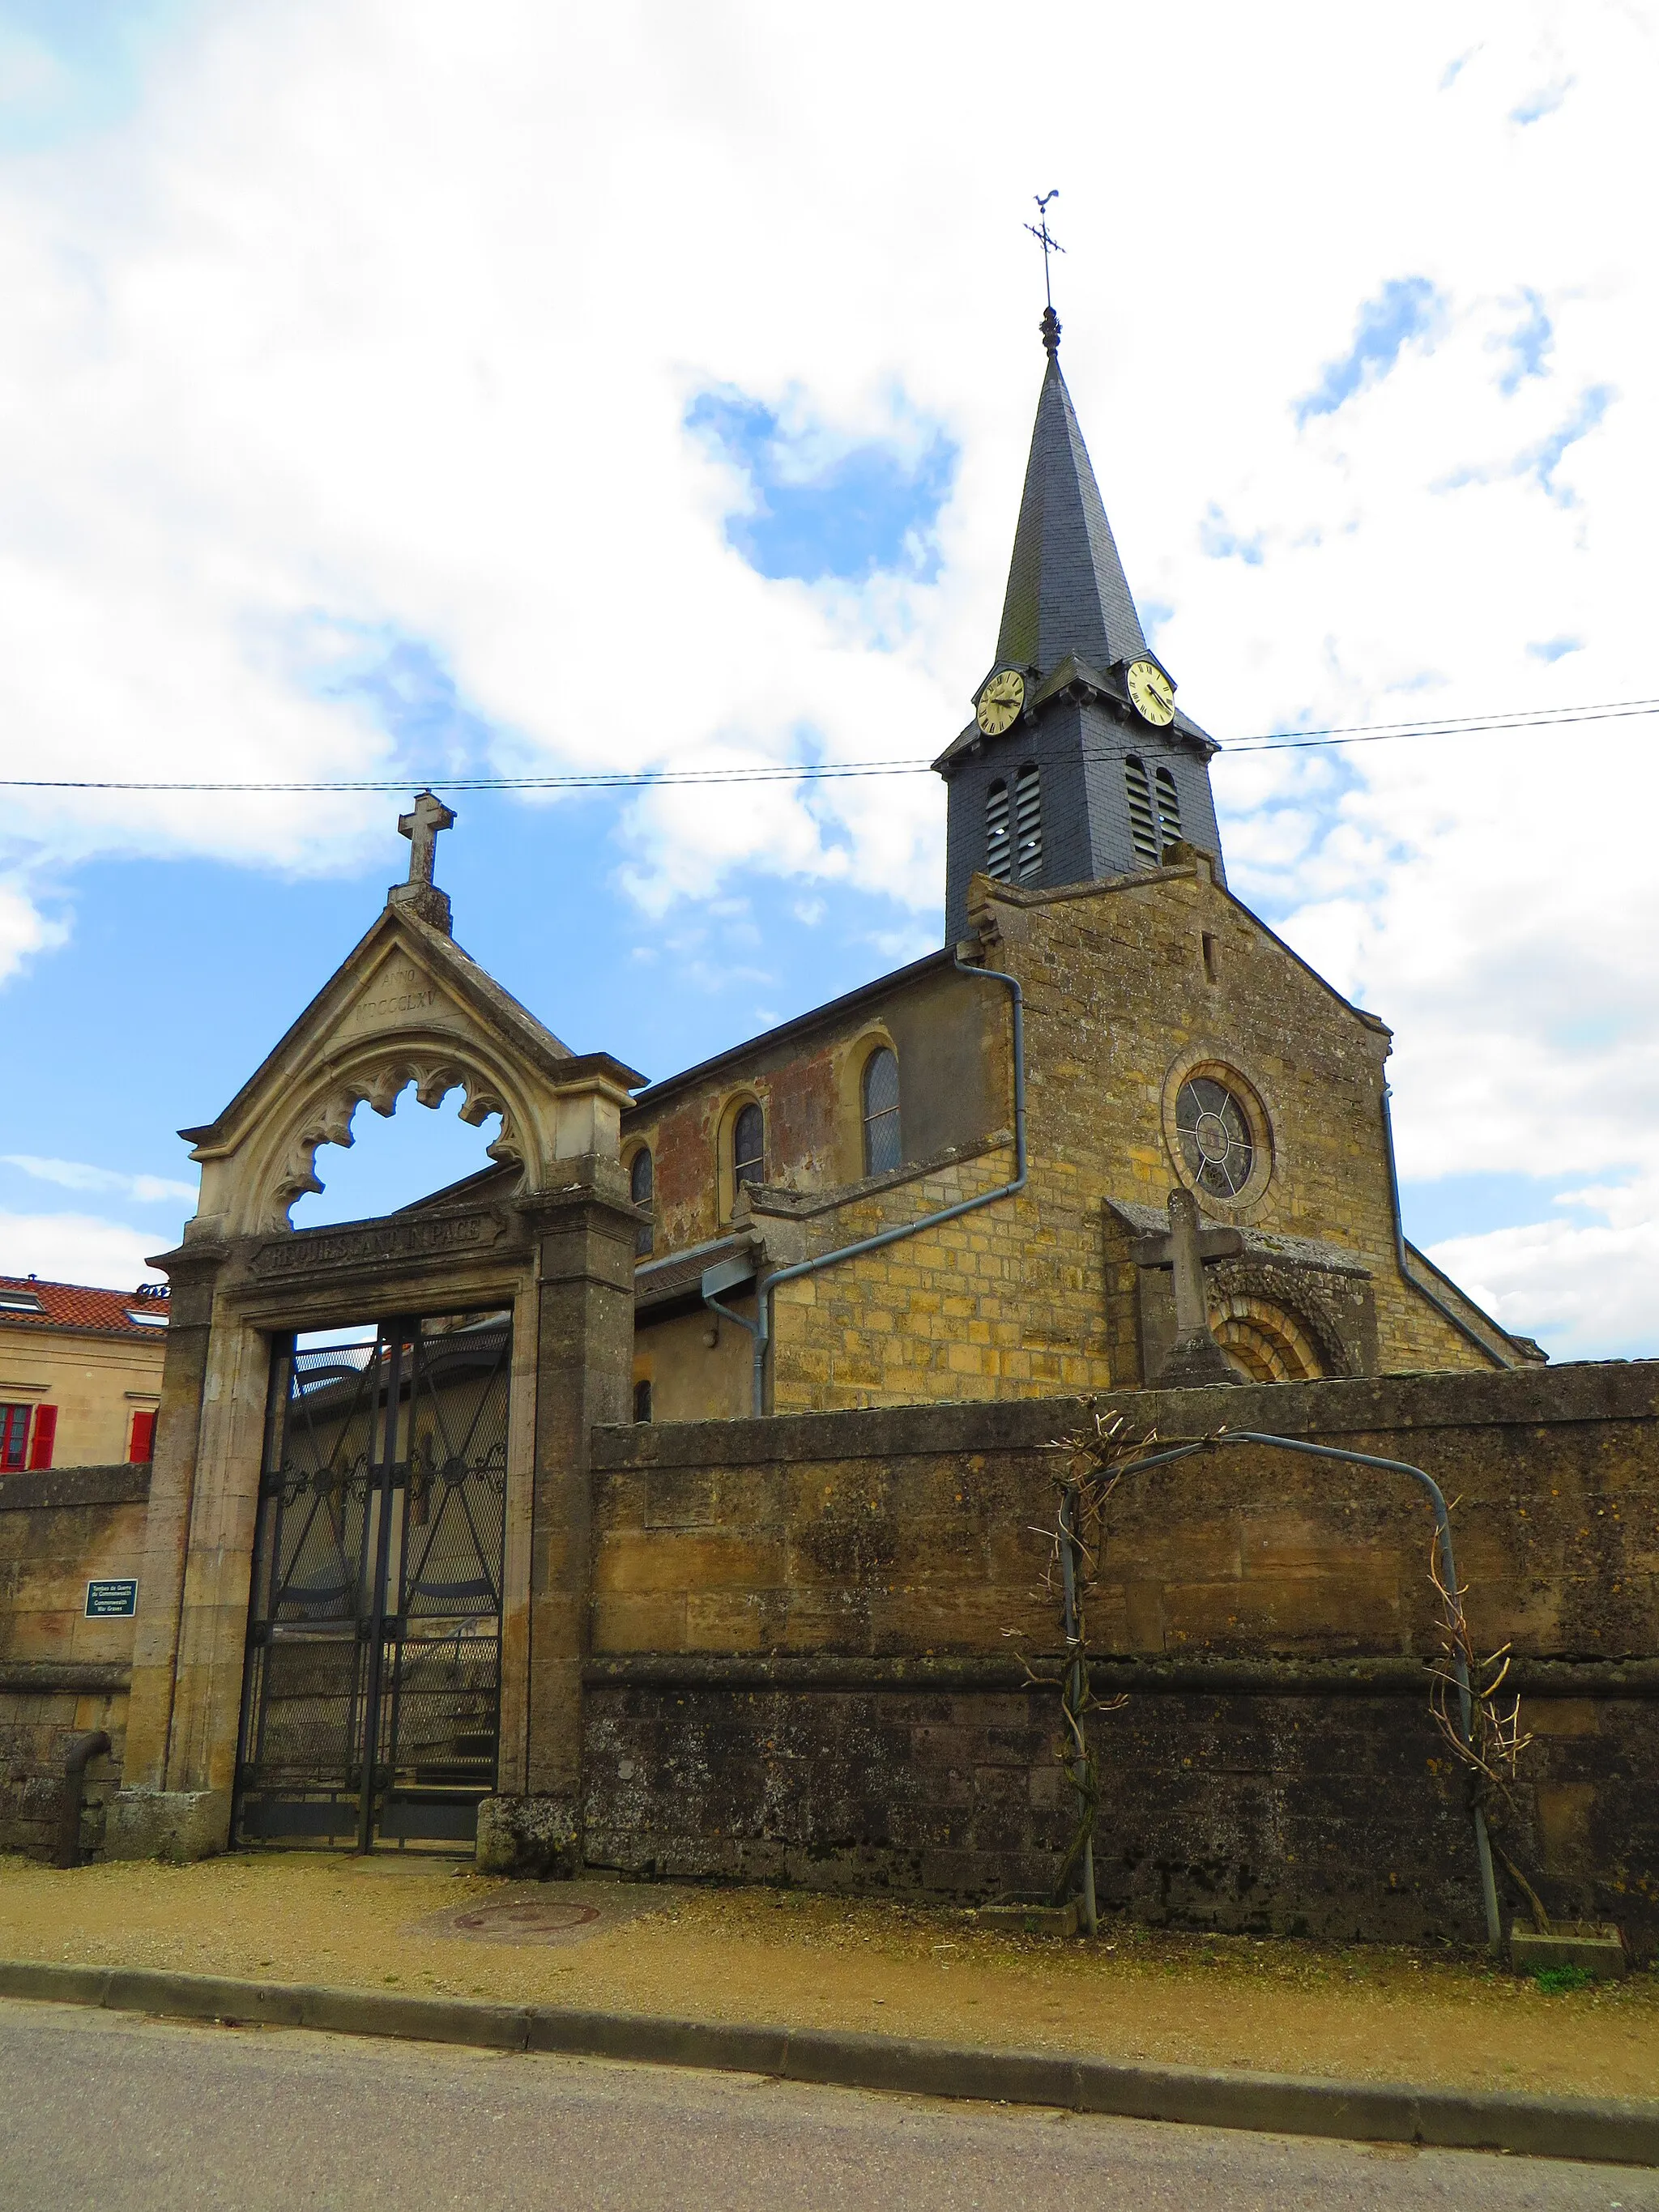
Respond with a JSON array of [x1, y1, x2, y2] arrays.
[[252, 1211, 505, 1276]]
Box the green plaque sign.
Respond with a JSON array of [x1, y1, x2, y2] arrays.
[[85, 1578, 139, 1619]]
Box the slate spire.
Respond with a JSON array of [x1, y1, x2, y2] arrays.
[[995, 312, 1149, 679], [936, 309, 1226, 945]]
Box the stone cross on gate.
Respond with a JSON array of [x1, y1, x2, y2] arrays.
[[399, 791, 455, 887], [387, 791, 458, 936], [1135, 1187, 1244, 1387]]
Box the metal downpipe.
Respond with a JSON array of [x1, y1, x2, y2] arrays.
[[53, 1730, 112, 1869], [1381, 1084, 1512, 1372], [743, 950, 1026, 1417]]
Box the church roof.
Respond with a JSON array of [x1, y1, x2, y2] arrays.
[[625, 948, 955, 1115], [995, 346, 1149, 680]]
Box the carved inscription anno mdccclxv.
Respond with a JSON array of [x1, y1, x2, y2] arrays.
[[252, 1211, 506, 1276], [353, 965, 440, 1025]]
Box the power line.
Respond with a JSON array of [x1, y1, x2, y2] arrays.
[[1225, 696, 1659, 751], [0, 694, 1653, 795]]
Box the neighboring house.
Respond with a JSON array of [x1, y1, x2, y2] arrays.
[[0, 1276, 170, 1470]]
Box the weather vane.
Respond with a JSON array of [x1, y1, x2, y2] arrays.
[[1025, 190, 1064, 310]]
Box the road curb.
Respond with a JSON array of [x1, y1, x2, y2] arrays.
[[2, 1958, 1653, 2167]]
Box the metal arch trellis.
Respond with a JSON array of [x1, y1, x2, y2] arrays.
[[1045, 1428, 1504, 1954]]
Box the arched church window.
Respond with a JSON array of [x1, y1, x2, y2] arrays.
[[732, 1102, 766, 1193], [861, 1046, 902, 1176], [1175, 1076, 1256, 1200], [1014, 763, 1042, 880], [985, 780, 1012, 881], [1125, 757, 1158, 864], [1154, 765, 1183, 850], [629, 1146, 654, 1258]]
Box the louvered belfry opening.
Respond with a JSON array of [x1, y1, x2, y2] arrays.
[[1014, 763, 1043, 880], [234, 1310, 510, 1853], [985, 778, 1012, 880], [1155, 765, 1183, 850], [1125, 756, 1158, 864]]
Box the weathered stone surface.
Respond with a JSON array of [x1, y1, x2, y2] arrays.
[[584, 1366, 1659, 1951], [0, 1468, 139, 1856], [104, 1786, 229, 1863], [625, 858, 1520, 1418], [476, 1793, 581, 1877], [1510, 1925, 1628, 1980]]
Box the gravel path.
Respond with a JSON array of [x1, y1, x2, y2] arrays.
[[2, 1852, 1655, 2100]]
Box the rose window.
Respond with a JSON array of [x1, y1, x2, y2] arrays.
[[1175, 1076, 1256, 1200]]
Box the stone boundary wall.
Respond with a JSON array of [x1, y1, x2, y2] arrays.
[[584, 1363, 1659, 1950], [0, 1465, 147, 1856]]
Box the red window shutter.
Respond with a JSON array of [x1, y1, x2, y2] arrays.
[[26, 1404, 56, 1470], [129, 1409, 156, 1464]]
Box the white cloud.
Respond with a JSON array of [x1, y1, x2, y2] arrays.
[[1428, 1170, 1659, 1361], [0, 876, 66, 983], [0, 1209, 167, 1289], [0, 2, 1653, 1348], [2, 1154, 198, 1204]]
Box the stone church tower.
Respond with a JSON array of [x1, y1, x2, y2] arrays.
[[936, 309, 1226, 946]]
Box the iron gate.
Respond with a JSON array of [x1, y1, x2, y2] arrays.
[[234, 1311, 510, 1851]]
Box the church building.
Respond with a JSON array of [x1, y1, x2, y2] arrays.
[[603, 305, 1539, 1417]]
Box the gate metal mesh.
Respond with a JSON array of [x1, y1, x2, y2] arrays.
[[235, 1311, 510, 1851]]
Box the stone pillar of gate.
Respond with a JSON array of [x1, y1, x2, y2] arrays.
[[476, 1153, 637, 1874], [107, 1238, 240, 1861]]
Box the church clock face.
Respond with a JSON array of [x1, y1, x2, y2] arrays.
[[1126, 659, 1176, 727], [976, 668, 1026, 736]]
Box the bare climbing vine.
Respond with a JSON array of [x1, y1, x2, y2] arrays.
[[1006, 1416, 1548, 1942], [1004, 1408, 1165, 1925], [1427, 1523, 1548, 1933]]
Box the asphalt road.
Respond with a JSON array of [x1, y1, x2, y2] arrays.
[[0, 1997, 1651, 2212]]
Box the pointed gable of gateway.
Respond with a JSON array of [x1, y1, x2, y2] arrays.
[[176, 825, 644, 1241], [995, 338, 1149, 681]]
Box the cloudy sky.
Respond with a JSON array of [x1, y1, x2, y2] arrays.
[[0, 0, 1653, 1361]]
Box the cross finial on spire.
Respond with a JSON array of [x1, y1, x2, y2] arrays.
[[1025, 189, 1064, 340], [388, 791, 457, 934]]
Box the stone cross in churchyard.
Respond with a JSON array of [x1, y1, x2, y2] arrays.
[[1137, 1187, 1243, 1387], [388, 791, 457, 936]]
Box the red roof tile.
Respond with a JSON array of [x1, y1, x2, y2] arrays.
[[0, 1275, 170, 1339]]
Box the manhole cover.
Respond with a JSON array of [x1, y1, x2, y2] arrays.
[[405, 1879, 687, 1950], [450, 1899, 601, 1937]]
